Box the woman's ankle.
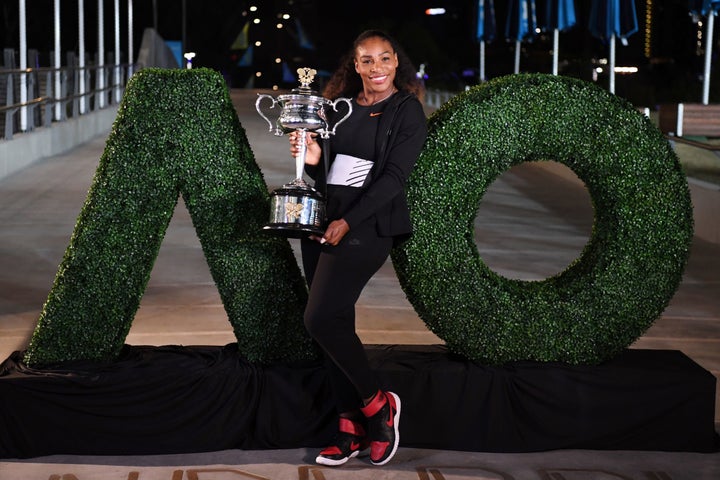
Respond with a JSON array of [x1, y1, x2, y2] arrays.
[[360, 390, 386, 418]]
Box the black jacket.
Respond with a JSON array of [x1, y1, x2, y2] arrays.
[[309, 90, 427, 239]]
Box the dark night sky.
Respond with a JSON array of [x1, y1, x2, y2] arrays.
[[0, 1, 709, 103]]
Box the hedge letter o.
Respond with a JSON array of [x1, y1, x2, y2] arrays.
[[392, 74, 694, 365]]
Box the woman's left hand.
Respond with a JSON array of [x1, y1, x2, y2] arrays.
[[319, 219, 350, 246], [288, 131, 321, 166]]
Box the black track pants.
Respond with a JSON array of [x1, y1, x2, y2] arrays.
[[301, 221, 393, 412]]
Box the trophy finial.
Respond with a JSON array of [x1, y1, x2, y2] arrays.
[[297, 67, 317, 89]]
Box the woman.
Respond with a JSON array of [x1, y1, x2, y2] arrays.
[[289, 29, 427, 467]]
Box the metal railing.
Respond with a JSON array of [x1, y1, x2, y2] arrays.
[[0, 66, 459, 142], [1, 63, 133, 141], [424, 89, 458, 110]]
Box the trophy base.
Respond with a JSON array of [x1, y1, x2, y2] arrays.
[[262, 223, 324, 238], [263, 180, 326, 238]]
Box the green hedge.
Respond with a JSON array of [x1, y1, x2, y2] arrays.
[[24, 68, 318, 367], [24, 70, 694, 368], [392, 74, 694, 365]]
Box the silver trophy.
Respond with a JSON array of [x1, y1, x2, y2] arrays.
[[255, 67, 352, 237]]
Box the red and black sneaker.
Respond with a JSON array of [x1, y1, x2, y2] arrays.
[[360, 390, 401, 466], [315, 417, 369, 466]]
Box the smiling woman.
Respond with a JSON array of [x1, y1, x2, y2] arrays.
[[287, 29, 427, 467]]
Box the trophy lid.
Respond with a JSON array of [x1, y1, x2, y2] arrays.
[[277, 66, 329, 106], [290, 67, 321, 96]]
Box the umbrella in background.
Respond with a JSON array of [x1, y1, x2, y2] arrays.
[[505, 0, 537, 74], [476, 0, 497, 82], [689, 0, 720, 104], [588, 0, 639, 94], [541, 0, 577, 75]]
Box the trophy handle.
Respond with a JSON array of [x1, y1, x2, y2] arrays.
[[255, 94, 283, 136], [319, 97, 353, 139]]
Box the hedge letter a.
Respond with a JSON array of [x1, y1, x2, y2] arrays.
[[24, 69, 316, 367]]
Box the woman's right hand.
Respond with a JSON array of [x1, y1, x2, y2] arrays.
[[288, 131, 322, 166]]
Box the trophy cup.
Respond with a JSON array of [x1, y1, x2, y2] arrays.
[[255, 67, 352, 237]]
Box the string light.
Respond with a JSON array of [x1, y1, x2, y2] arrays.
[[644, 0, 652, 58], [697, 21, 704, 56]]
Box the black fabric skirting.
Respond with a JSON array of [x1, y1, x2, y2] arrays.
[[0, 344, 717, 458]]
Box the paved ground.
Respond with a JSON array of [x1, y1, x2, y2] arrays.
[[0, 89, 718, 479]]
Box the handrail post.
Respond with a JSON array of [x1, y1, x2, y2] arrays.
[[78, 0, 86, 114], [19, 0, 28, 131], [54, 0, 62, 121]]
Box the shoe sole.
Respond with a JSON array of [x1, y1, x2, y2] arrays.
[[315, 449, 360, 467], [371, 391, 401, 466]]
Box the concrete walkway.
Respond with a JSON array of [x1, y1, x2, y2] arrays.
[[0, 89, 718, 479]]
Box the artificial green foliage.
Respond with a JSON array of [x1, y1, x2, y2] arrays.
[[24, 68, 317, 367], [23, 71, 695, 369], [392, 74, 694, 365]]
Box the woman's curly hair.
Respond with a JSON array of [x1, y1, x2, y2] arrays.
[[322, 29, 424, 101]]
